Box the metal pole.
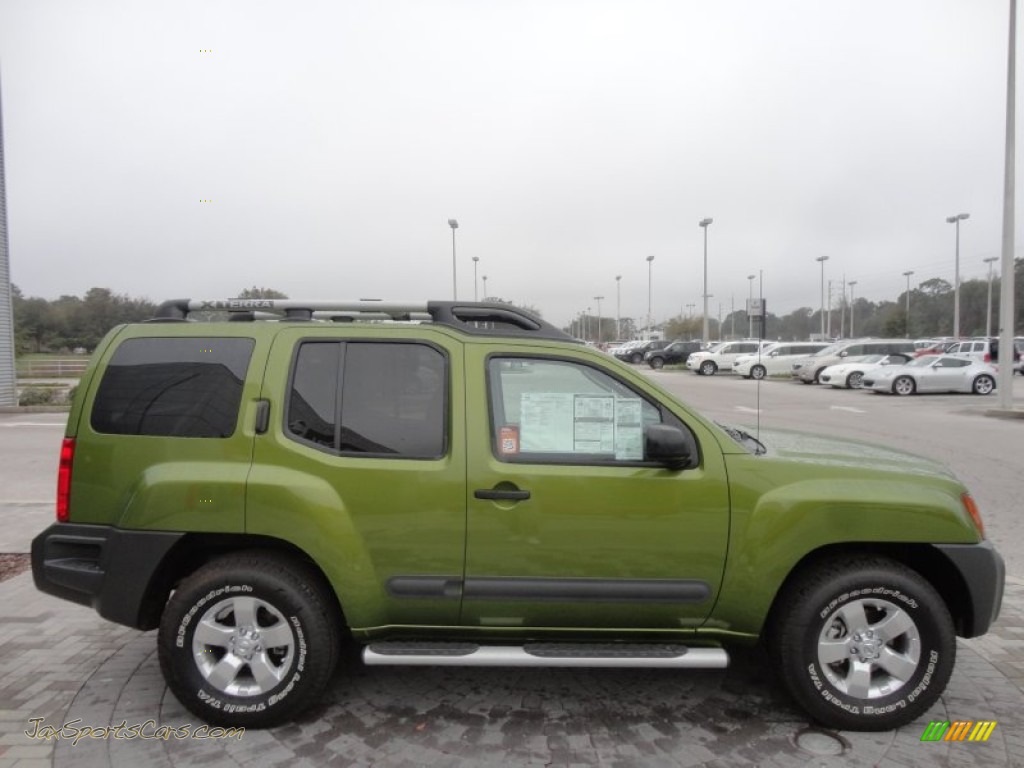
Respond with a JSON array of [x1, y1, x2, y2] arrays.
[[615, 275, 622, 341], [902, 271, 914, 338], [699, 219, 713, 342], [646, 255, 655, 338], [827, 280, 833, 338], [447, 219, 459, 300], [815, 256, 829, 338], [998, 0, 1017, 410], [482, 275, 488, 299], [594, 296, 604, 343], [848, 281, 857, 337], [747, 274, 755, 338], [984, 257, 998, 338], [946, 213, 969, 337], [472, 257, 479, 301]]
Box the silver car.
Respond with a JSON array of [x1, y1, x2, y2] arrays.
[[862, 355, 998, 396]]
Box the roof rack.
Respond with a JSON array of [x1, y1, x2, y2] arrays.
[[151, 299, 575, 342]]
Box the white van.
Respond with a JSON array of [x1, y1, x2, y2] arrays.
[[686, 339, 772, 376], [732, 342, 831, 380]]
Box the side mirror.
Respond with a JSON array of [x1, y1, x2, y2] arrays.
[[645, 424, 693, 470]]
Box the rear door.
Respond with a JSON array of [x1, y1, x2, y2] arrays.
[[247, 327, 467, 629], [461, 345, 731, 630]]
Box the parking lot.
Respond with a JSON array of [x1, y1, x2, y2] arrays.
[[1, 373, 1022, 767]]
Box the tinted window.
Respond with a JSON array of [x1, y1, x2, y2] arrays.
[[286, 341, 446, 458], [92, 337, 254, 438]]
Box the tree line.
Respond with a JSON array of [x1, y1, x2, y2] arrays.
[[572, 258, 1024, 343]]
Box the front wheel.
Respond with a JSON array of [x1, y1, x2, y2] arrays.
[[750, 365, 767, 380], [972, 375, 995, 395], [158, 552, 339, 728], [846, 371, 864, 389], [770, 557, 955, 731], [893, 376, 916, 396], [630, 353, 643, 364], [700, 360, 717, 376], [649, 357, 665, 370]]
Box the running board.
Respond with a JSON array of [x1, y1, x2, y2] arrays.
[[363, 642, 729, 669]]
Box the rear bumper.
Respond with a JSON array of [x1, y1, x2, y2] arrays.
[[933, 540, 1005, 638], [32, 523, 182, 630]]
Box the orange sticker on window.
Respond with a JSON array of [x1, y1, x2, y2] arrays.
[[499, 426, 520, 455]]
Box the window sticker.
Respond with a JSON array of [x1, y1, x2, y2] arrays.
[[499, 425, 520, 456], [518, 392, 645, 459]]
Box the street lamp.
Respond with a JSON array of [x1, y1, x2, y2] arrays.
[[848, 280, 858, 337], [945, 212, 969, 337], [482, 275, 488, 299], [646, 255, 655, 338], [902, 271, 914, 338], [699, 218, 713, 342], [615, 275, 622, 341], [815, 255, 829, 338], [593, 296, 604, 343], [472, 256, 480, 301], [447, 219, 459, 300], [746, 274, 755, 338], [983, 256, 998, 338]]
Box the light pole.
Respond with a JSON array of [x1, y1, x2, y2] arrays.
[[815, 255, 829, 338], [848, 280, 858, 337], [699, 218, 713, 342], [482, 275, 488, 299], [594, 296, 604, 343], [945, 212, 969, 337], [827, 280, 833, 338], [586, 308, 591, 341], [447, 219, 459, 300], [472, 256, 480, 301], [646, 254, 655, 337], [615, 275, 622, 341], [902, 270, 914, 338], [746, 274, 755, 338], [983, 256, 998, 338]]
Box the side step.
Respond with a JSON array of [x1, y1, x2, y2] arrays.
[[363, 641, 728, 669]]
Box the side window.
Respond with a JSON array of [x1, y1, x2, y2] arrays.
[[944, 358, 972, 368], [286, 341, 446, 458], [487, 358, 662, 464], [91, 337, 254, 438]]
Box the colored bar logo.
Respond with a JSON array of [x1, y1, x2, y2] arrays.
[[920, 721, 997, 742]]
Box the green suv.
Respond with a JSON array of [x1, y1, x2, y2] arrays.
[[32, 299, 1003, 731]]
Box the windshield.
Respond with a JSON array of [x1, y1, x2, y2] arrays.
[[905, 355, 939, 367], [810, 344, 842, 357]]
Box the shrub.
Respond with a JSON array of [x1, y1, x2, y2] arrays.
[[19, 388, 55, 406]]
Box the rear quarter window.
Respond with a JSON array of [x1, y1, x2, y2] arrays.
[[91, 337, 255, 438]]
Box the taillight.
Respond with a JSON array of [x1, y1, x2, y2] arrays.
[[57, 438, 75, 522], [983, 353, 991, 363], [962, 493, 985, 538]]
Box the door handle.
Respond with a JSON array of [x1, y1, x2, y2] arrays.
[[474, 488, 531, 501]]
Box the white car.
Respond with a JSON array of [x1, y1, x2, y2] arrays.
[[686, 340, 770, 376], [818, 354, 912, 389], [732, 342, 830, 380], [862, 355, 998, 396]]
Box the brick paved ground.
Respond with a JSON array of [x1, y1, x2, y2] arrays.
[[0, 571, 1021, 767]]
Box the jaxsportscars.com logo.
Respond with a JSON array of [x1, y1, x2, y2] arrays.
[[920, 721, 997, 742]]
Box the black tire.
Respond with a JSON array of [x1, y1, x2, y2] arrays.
[[893, 376, 916, 396], [700, 360, 717, 376], [812, 367, 825, 384], [649, 357, 665, 370], [750, 365, 767, 380], [972, 375, 995, 395], [158, 552, 339, 728], [630, 353, 643, 364], [769, 556, 955, 731], [846, 371, 864, 389]]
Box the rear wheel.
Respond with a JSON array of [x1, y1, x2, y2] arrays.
[[158, 552, 339, 728], [630, 353, 643, 364], [972, 375, 995, 395], [750, 365, 766, 380], [770, 557, 955, 731], [846, 371, 864, 389], [700, 360, 717, 376], [649, 357, 665, 370], [893, 376, 916, 396]]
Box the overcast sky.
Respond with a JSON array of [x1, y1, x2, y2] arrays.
[[0, 0, 1018, 328]]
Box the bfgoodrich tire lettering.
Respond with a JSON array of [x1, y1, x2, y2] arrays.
[[158, 552, 338, 728], [770, 556, 955, 731]]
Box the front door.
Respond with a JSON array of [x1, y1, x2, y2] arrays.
[[461, 349, 730, 632]]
